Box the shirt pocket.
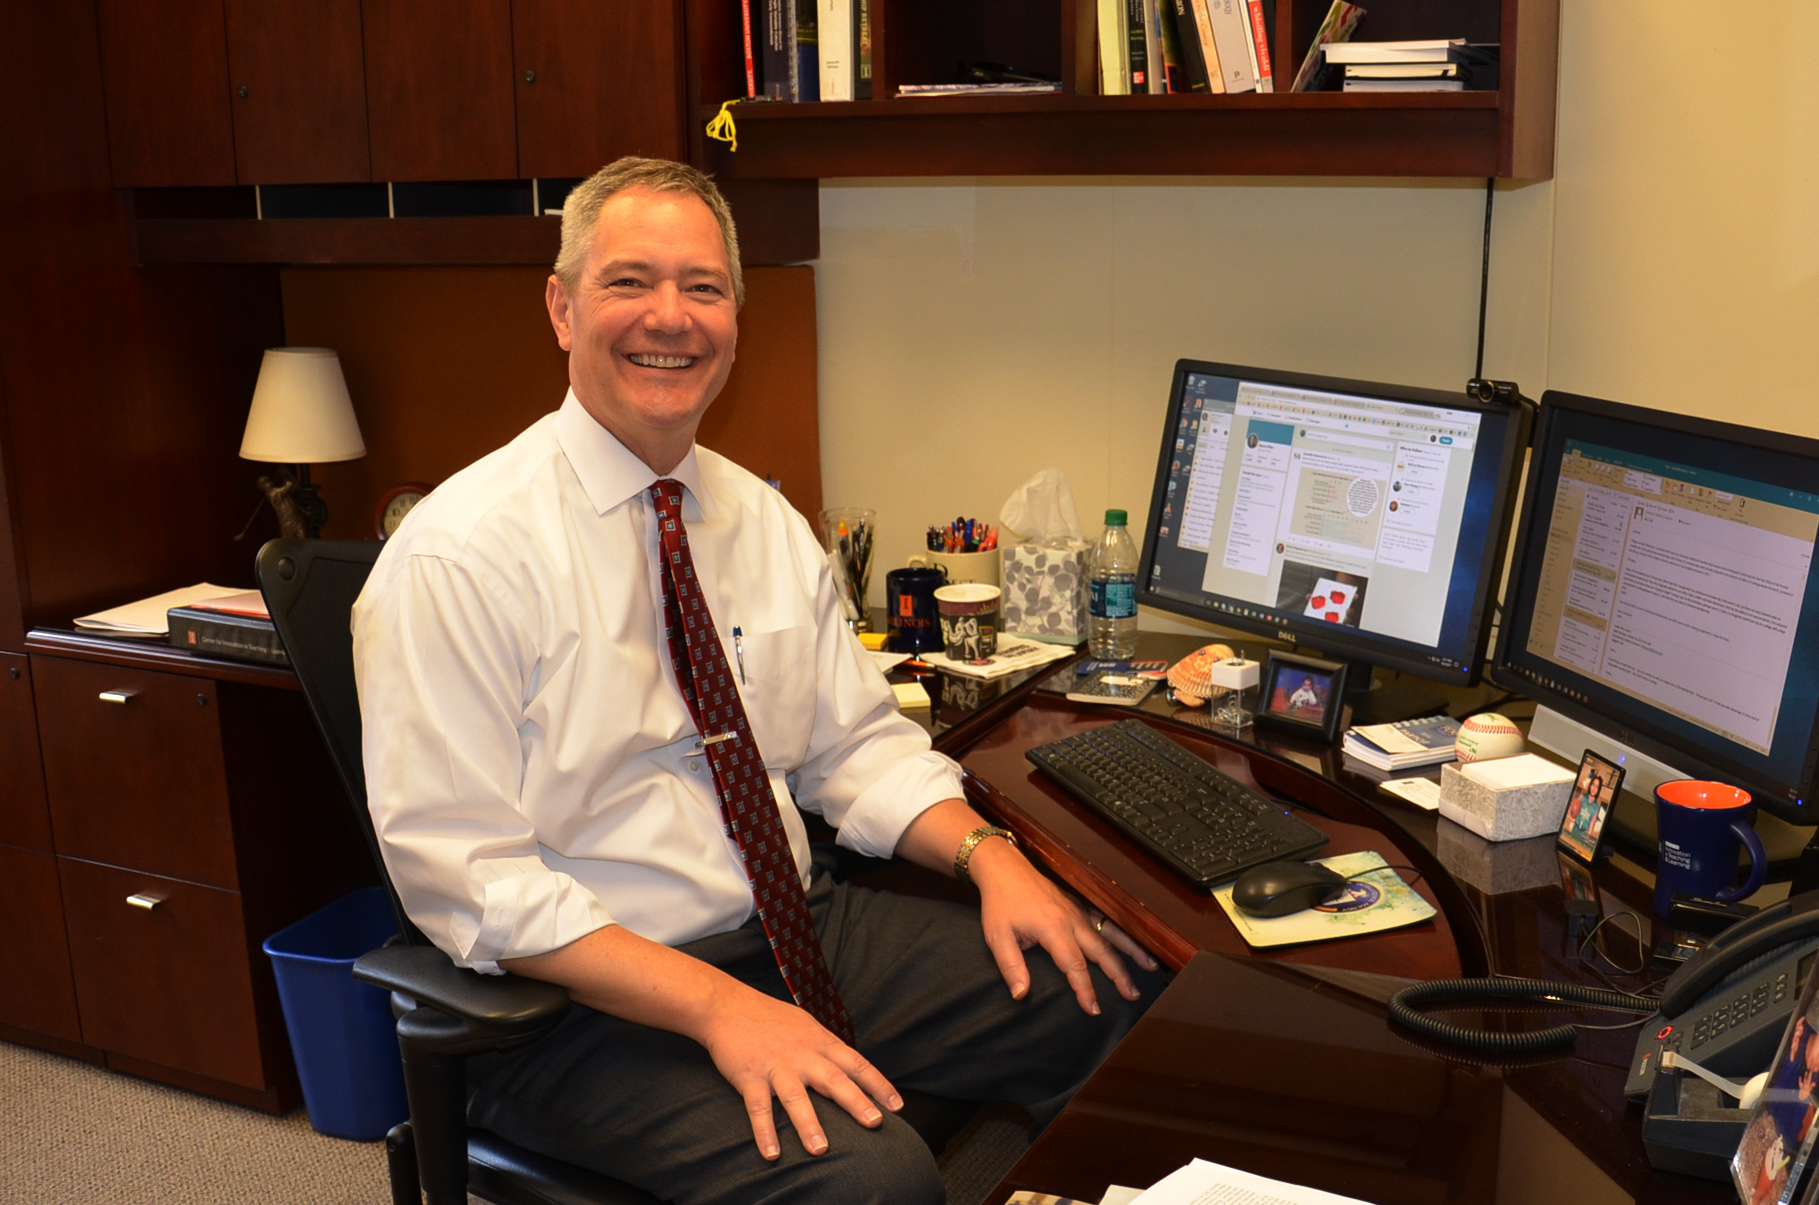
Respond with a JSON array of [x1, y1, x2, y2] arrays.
[[734, 624, 817, 767]]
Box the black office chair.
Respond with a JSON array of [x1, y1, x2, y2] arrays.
[[257, 538, 975, 1205]]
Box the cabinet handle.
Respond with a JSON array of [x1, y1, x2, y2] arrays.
[[523, 69, 536, 83], [126, 893, 164, 911], [98, 690, 135, 704]]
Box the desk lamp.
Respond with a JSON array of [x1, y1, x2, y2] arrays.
[[239, 347, 366, 539]]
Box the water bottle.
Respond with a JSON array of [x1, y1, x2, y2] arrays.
[[1088, 509, 1140, 659]]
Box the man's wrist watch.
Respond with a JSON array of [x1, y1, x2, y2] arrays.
[[954, 825, 1017, 883]]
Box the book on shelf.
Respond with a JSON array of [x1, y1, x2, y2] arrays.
[[856, 0, 871, 99], [1342, 77, 1463, 92], [1245, 0, 1275, 92], [1124, 0, 1153, 94], [1098, 0, 1129, 94], [1155, 0, 1189, 92], [739, 1, 758, 97], [760, 0, 790, 99], [897, 82, 1063, 97], [1166, 0, 1211, 91], [1203, 0, 1254, 93], [1323, 38, 1489, 64], [819, 0, 852, 101], [796, 0, 818, 102], [1345, 61, 1462, 78], [1288, 0, 1365, 92], [166, 591, 289, 667], [1341, 714, 1461, 771]]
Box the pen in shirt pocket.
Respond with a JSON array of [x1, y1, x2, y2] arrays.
[[732, 626, 747, 684]]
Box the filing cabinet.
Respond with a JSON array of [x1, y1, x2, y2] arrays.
[[25, 647, 373, 1111]]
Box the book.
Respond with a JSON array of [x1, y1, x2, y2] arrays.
[[1155, 0, 1188, 92], [1323, 39, 1484, 64], [897, 83, 1062, 96], [739, 0, 758, 97], [819, 0, 852, 101], [1345, 61, 1461, 78], [1125, 0, 1151, 93], [1341, 714, 1460, 771], [167, 601, 288, 666], [1203, 0, 1254, 93], [795, 0, 818, 102], [856, 0, 871, 99], [1167, 0, 1213, 90], [1185, 0, 1226, 93], [1341, 77, 1463, 91], [761, 0, 791, 99], [1244, 0, 1274, 92], [1288, 0, 1365, 92], [1098, 0, 1129, 94]]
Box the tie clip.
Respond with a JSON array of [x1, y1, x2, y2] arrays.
[[697, 732, 738, 748]]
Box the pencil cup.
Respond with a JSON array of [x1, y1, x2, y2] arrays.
[[819, 508, 876, 632], [908, 549, 1000, 589]]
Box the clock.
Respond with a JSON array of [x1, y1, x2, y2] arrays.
[[375, 482, 433, 539]]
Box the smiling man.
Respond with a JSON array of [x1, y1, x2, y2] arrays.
[[352, 158, 1161, 1205]]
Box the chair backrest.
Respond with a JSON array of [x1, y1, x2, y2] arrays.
[[257, 537, 426, 945]]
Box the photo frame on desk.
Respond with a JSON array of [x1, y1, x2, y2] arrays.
[[1255, 650, 1347, 743]]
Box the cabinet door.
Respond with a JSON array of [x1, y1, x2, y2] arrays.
[[34, 658, 236, 889], [0, 845, 81, 1042], [0, 653, 50, 851], [364, 0, 518, 181], [60, 857, 264, 1089], [95, 0, 236, 186], [512, 0, 685, 178], [223, 0, 370, 184], [0, 445, 22, 649]]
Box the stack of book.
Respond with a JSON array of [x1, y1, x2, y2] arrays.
[[741, 1, 872, 103], [1341, 714, 1461, 772], [1326, 38, 1490, 92], [1101, 0, 1275, 96]]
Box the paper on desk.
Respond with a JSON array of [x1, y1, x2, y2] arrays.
[[1378, 777, 1442, 810], [1133, 1158, 1368, 1204], [918, 638, 1074, 680], [74, 583, 244, 636], [869, 650, 912, 672]]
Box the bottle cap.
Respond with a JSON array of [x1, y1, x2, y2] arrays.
[[1105, 509, 1127, 526]]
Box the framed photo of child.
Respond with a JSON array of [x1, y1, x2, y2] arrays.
[[1558, 749, 1623, 864], [1255, 651, 1348, 743]]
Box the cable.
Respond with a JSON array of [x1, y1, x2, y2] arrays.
[[1388, 976, 1656, 1054], [1474, 177, 1494, 379]]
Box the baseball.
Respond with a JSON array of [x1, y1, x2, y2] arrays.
[[1455, 712, 1525, 763]]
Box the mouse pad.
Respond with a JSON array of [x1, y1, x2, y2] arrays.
[[1213, 851, 1436, 949]]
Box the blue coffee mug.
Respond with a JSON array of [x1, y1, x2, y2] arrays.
[[885, 566, 946, 655], [1653, 779, 1768, 915]]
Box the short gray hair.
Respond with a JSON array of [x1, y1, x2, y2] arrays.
[[553, 158, 744, 308]]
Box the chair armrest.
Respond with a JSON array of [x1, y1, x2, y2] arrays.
[[355, 945, 570, 1037]]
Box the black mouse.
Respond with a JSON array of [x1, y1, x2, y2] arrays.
[[1231, 861, 1349, 918]]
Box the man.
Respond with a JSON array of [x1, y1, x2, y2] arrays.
[[353, 157, 1161, 1204]]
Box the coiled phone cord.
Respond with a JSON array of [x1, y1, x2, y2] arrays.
[[1388, 977, 1658, 1054]]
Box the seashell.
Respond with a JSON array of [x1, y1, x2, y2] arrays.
[[1166, 643, 1236, 707]]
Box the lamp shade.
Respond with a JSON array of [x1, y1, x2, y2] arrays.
[[239, 347, 366, 464]]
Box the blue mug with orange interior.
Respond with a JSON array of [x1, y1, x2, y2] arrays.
[[1653, 780, 1768, 915]]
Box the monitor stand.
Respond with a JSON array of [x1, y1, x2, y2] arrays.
[[1341, 663, 1449, 726]]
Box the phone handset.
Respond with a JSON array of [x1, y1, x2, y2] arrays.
[[1658, 892, 1819, 1017]]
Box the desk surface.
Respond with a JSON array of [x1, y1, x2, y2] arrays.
[[910, 632, 1739, 1205]]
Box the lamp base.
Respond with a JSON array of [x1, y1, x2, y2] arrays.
[[256, 465, 327, 539]]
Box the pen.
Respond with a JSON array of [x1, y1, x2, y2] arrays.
[[732, 625, 747, 684]]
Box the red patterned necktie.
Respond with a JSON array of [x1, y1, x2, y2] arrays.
[[648, 479, 855, 1044]]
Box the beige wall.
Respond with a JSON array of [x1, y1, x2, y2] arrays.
[[812, 1, 1819, 617]]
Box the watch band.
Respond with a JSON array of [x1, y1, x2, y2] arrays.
[[954, 825, 1017, 883]]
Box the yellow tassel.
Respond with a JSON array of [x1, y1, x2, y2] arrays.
[[706, 99, 742, 153]]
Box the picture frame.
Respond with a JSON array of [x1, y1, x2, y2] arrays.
[[1558, 749, 1624, 864], [1255, 650, 1347, 743]]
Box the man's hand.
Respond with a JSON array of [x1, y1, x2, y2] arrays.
[[896, 799, 1162, 1015], [503, 924, 900, 1160]]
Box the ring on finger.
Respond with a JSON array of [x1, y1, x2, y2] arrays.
[[1092, 915, 1106, 934]]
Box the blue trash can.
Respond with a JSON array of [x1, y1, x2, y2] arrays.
[[262, 886, 410, 1141]]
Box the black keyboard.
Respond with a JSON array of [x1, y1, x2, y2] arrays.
[[1026, 719, 1327, 888]]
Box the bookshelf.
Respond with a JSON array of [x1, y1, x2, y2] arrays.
[[687, 0, 1558, 181]]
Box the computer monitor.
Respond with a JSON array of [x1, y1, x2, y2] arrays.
[[1136, 360, 1531, 720], [1492, 390, 1819, 827]]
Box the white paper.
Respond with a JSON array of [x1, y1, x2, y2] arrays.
[[1460, 753, 1574, 791], [1133, 1158, 1369, 1204], [1378, 777, 1442, 810], [74, 583, 244, 636], [917, 638, 1075, 680], [869, 651, 912, 672]]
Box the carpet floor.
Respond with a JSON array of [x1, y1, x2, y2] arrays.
[[0, 1039, 1027, 1204]]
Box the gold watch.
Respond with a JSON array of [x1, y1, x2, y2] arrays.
[[954, 825, 1017, 883]]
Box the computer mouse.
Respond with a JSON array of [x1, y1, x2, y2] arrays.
[[1231, 861, 1349, 918]]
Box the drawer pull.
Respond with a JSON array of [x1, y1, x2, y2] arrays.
[[126, 893, 164, 911], [99, 690, 135, 704]]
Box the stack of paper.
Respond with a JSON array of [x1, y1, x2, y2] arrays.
[[917, 638, 1074, 681], [74, 583, 245, 637], [1341, 715, 1460, 771]]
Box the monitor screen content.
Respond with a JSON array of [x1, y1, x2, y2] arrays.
[[1137, 361, 1529, 689], [1494, 391, 1819, 821]]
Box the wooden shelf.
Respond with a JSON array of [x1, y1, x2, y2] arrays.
[[706, 90, 1510, 180], [26, 628, 299, 690], [134, 215, 560, 266]]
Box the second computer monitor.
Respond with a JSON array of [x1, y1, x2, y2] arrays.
[[1137, 360, 1530, 688]]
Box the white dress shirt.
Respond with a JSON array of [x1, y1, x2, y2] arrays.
[[353, 392, 962, 973]]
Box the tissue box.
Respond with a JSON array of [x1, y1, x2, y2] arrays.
[[1438, 754, 1576, 842], [1001, 540, 1090, 644]]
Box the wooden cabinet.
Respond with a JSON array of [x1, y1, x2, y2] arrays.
[[22, 645, 375, 1110], [364, 0, 519, 181], [224, 0, 371, 184], [95, 0, 237, 187], [0, 453, 22, 651], [512, 0, 687, 177], [1, 653, 51, 851], [0, 844, 81, 1043]]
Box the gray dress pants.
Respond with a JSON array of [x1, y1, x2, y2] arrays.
[[465, 859, 1165, 1205]]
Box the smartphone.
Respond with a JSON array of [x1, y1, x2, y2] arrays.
[[1558, 749, 1624, 864]]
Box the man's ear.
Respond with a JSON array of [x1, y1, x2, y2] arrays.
[[545, 274, 575, 351]]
